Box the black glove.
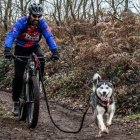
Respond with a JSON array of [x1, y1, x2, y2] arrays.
[[4, 47, 12, 59], [50, 49, 60, 61]]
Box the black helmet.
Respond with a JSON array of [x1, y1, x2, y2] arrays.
[[28, 3, 44, 15]]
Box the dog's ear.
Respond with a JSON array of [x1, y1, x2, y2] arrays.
[[108, 77, 113, 85], [108, 82, 113, 88], [107, 77, 113, 88], [107, 75, 112, 82], [109, 79, 112, 84]]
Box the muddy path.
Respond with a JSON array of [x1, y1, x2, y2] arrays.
[[0, 91, 140, 140]]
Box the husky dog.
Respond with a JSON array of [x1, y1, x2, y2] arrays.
[[90, 73, 115, 137]]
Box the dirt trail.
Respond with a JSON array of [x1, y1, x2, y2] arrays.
[[0, 91, 140, 140]]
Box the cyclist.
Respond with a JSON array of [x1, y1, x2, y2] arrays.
[[4, 3, 59, 116]]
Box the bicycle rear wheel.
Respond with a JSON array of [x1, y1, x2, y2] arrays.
[[27, 76, 40, 128]]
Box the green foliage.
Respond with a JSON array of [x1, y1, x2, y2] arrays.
[[124, 114, 140, 121], [0, 59, 7, 79], [0, 59, 13, 89]]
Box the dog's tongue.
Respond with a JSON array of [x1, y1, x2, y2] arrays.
[[101, 97, 108, 102]]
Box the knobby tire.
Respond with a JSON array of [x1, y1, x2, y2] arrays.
[[27, 76, 40, 128]]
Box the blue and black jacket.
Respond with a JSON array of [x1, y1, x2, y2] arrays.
[[4, 16, 58, 52]]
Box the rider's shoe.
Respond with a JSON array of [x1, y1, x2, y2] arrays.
[[12, 102, 19, 116]]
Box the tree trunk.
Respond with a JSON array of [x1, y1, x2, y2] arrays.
[[4, 0, 12, 31]]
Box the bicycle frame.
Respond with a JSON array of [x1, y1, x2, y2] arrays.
[[25, 53, 40, 100], [25, 53, 41, 75]]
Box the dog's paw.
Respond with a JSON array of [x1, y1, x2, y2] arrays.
[[106, 122, 112, 127], [95, 128, 109, 138], [95, 130, 102, 138], [103, 127, 109, 134], [95, 133, 102, 138], [95, 135, 101, 138]]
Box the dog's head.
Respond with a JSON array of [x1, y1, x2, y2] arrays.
[[92, 73, 113, 102], [96, 80, 113, 99]]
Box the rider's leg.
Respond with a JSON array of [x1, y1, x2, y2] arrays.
[[12, 46, 28, 102], [12, 46, 29, 116], [12, 61, 26, 116]]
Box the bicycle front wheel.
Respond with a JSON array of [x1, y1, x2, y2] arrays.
[[27, 76, 40, 128]]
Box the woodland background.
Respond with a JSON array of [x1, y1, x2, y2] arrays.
[[0, 0, 140, 115]]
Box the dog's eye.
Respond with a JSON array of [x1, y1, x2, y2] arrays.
[[106, 87, 109, 89], [100, 87, 103, 89]]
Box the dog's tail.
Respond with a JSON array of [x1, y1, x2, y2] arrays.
[[92, 73, 101, 92]]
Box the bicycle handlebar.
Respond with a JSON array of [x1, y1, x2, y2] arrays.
[[11, 53, 52, 63]]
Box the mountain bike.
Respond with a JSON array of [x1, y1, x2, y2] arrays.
[[12, 53, 45, 128]]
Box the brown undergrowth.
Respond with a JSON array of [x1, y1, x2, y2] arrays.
[[0, 12, 140, 115]]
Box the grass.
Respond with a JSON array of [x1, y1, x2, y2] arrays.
[[123, 114, 140, 121], [115, 113, 140, 121]]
